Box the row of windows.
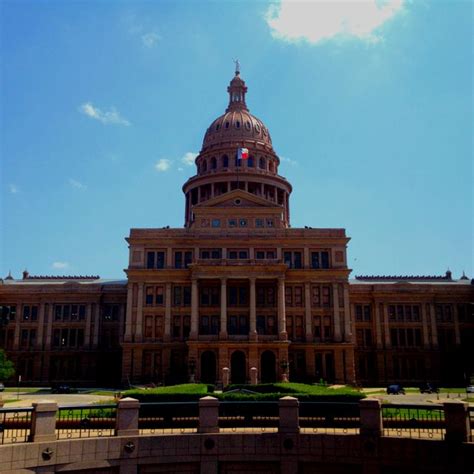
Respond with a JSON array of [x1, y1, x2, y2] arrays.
[[145, 249, 332, 268], [198, 155, 275, 173], [390, 328, 422, 347], [205, 218, 276, 229], [435, 304, 453, 322], [388, 305, 421, 322], [52, 328, 85, 348], [355, 305, 372, 322], [55, 305, 86, 321]]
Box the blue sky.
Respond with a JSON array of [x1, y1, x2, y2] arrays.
[[1, 0, 472, 279]]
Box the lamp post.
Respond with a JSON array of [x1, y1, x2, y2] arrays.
[[280, 359, 289, 383]]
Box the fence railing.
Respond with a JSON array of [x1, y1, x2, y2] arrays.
[[0, 407, 33, 444], [0, 397, 471, 445]]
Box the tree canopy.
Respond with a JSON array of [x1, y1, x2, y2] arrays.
[[0, 349, 15, 381]]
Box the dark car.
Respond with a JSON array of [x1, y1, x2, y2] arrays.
[[386, 384, 405, 395], [419, 383, 439, 394], [51, 384, 77, 394]]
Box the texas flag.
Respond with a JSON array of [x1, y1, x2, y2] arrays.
[[237, 147, 249, 160]]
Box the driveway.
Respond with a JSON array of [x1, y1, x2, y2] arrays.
[[1, 392, 115, 408]]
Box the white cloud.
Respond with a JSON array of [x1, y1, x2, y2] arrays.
[[69, 178, 87, 190], [265, 0, 405, 44], [79, 102, 131, 126], [280, 156, 297, 166], [52, 261, 69, 269], [155, 159, 172, 172], [142, 32, 161, 48], [181, 152, 198, 166], [9, 184, 19, 194], [178, 167, 184, 172]]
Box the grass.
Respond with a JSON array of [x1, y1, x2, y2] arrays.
[[382, 406, 444, 419], [3, 388, 49, 394]]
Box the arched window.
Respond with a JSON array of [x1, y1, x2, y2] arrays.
[[248, 156, 254, 167], [225, 121, 230, 129], [211, 157, 217, 170], [222, 155, 229, 168], [202, 160, 208, 172], [259, 157, 266, 169]]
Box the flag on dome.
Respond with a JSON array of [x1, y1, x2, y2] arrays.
[[237, 148, 249, 160]]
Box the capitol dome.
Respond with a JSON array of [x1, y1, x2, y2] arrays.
[[201, 71, 273, 152]]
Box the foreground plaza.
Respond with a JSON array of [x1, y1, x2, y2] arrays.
[[1, 70, 473, 388]]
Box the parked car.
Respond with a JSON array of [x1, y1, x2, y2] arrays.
[[387, 384, 406, 395], [466, 385, 474, 393], [0, 382, 4, 392], [51, 384, 77, 394], [419, 383, 439, 394]]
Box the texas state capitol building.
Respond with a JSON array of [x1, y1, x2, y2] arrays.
[[1, 70, 473, 388]]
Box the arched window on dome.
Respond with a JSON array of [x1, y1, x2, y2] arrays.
[[222, 155, 229, 168], [259, 157, 266, 170], [236, 121, 240, 129], [247, 156, 254, 168], [202, 160, 208, 172], [211, 157, 217, 170], [225, 121, 230, 129]]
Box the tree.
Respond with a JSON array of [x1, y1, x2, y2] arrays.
[[0, 349, 15, 381]]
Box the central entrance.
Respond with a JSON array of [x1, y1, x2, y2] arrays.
[[231, 350, 246, 384], [261, 350, 277, 383], [200, 351, 217, 384]]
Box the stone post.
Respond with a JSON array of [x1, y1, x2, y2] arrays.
[[250, 367, 258, 385], [278, 396, 299, 434], [443, 401, 470, 443], [29, 400, 58, 442], [222, 367, 230, 387], [199, 396, 219, 433], [115, 397, 140, 437], [359, 398, 382, 437]]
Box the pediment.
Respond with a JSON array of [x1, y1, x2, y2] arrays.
[[194, 190, 282, 209]]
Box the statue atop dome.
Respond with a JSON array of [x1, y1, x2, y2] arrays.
[[233, 58, 241, 75]]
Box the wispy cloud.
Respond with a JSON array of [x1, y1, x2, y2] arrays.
[[68, 178, 87, 190], [79, 102, 131, 126], [155, 159, 172, 172], [142, 32, 161, 48], [8, 184, 19, 194], [52, 261, 69, 269], [280, 156, 297, 166], [181, 152, 198, 166], [265, 0, 405, 45]]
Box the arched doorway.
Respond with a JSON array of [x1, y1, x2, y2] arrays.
[[231, 351, 246, 384], [200, 351, 217, 384], [261, 351, 276, 383]]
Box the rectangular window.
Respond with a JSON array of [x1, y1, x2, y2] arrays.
[[175, 252, 183, 269], [284, 251, 303, 269], [228, 219, 237, 227], [211, 219, 221, 228], [156, 286, 164, 305], [23, 305, 37, 321], [311, 251, 330, 269], [146, 287, 154, 305], [146, 251, 165, 269], [312, 286, 320, 306], [322, 286, 331, 307], [256, 218, 264, 227]]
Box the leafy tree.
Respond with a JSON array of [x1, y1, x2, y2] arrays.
[[0, 349, 15, 381]]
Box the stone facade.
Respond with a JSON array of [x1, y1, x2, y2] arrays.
[[1, 71, 473, 387]]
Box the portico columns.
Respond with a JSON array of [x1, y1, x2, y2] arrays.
[[278, 278, 287, 340], [304, 283, 313, 342], [249, 277, 257, 340], [190, 278, 199, 339], [219, 278, 227, 339], [332, 284, 341, 342]]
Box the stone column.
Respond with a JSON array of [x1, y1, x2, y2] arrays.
[[115, 397, 140, 437], [222, 367, 230, 387], [278, 278, 287, 340], [190, 278, 199, 339], [453, 304, 461, 345], [124, 285, 133, 342], [135, 283, 144, 342], [198, 396, 219, 433], [29, 400, 58, 442], [443, 401, 471, 443], [249, 277, 257, 341], [278, 396, 299, 434], [219, 278, 227, 339], [92, 303, 100, 348], [421, 303, 430, 348], [36, 303, 45, 350], [374, 301, 382, 348], [304, 283, 313, 342], [303, 247, 310, 269], [383, 304, 391, 348], [332, 284, 341, 342], [429, 303, 438, 347], [343, 286, 351, 342], [164, 283, 172, 341], [85, 303, 92, 348], [13, 303, 21, 350], [359, 398, 382, 437], [44, 304, 53, 350]]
